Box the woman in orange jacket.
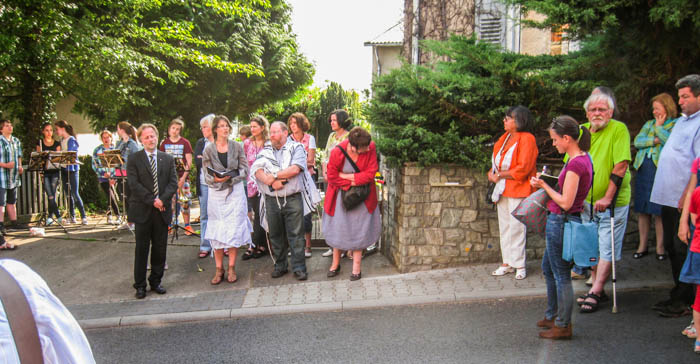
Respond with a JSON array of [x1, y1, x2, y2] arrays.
[[487, 106, 539, 280]]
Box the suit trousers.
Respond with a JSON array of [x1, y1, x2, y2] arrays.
[[661, 206, 695, 305], [133, 207, 168, 289]]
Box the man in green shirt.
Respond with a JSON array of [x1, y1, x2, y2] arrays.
[[577, 91, 632, 313]]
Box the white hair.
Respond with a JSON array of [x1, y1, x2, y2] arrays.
[[583, 93, 614, 111], [270, 121, 288, 132], [199, 113, 215, 128]]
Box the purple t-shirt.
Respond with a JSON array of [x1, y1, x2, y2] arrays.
[[547, 154, 593, 214]]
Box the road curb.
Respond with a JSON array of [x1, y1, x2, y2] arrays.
[[79, 282, 673, 330]]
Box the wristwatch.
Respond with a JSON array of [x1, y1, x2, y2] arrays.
[[272, 171, 278, 179]]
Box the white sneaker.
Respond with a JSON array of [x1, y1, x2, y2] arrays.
[[107, 215, 114, 224], [515, 268, 527, 280], [322, 248, 333, 257], [81, 218, 88, 225], [491, 265, 515, 276], [305, 248, 312, 258], [46, 218, 54, 226], [69, 217, 77, 224]]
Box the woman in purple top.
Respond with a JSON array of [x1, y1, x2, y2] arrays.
[[530, 115, 593, 340]]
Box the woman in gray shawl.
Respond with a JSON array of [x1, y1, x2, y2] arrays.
[[202, 115, 252, 285]]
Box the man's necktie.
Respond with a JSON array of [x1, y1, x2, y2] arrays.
[[150, 154, 159, 197]]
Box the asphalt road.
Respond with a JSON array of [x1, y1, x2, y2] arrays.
[[85, 288, 698, 363]]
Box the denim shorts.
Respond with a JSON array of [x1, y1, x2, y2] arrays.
[[582, 203, 629, 262], [0, 187, 17, 206]]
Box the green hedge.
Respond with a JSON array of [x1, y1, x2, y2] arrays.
[[78, 155, 108, 213], [366, 35, 603, 168]]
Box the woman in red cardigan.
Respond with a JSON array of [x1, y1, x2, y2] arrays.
[[322, 127, 380, 281], [487, 105, 539, 280]]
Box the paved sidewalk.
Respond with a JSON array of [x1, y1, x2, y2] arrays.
[[76, 255, 672, 329], [0, 216, 674, 330]]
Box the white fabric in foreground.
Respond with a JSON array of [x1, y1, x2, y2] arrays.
[[0, 259, 96, 364]]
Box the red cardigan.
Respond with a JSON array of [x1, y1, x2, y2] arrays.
[[324, 139, 379, 216]]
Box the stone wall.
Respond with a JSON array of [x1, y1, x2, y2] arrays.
[[380, 163, 641, 273]]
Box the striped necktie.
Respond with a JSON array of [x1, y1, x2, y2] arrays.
[[150, 153, 159, 197]]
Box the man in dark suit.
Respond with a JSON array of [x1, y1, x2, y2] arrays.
[[127, 123, 178, 299]]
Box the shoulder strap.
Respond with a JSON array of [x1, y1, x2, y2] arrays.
[[587, 153, 595, 216], [0, 265, 45, 364], [335, 145, 361, 173]]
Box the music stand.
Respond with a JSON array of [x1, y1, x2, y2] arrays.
[[29, 152, 69, 234], [167, 156, 199, 243], [55, 151, 80, 226], [98, 150, 125, 228]]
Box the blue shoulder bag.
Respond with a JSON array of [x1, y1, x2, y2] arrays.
[[562, 154, 599, 267]]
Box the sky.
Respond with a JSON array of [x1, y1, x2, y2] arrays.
[[287, 0, 404, 93]]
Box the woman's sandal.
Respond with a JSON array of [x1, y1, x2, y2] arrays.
[[253, 247, 267, 259], [0, 243, 16, 250], [227, 267, 237, 283], [656, 253, 667, 261], [694, 340, 700, 354], [242, 249, 255, 261], [211, 268, 225, 285], [580, 293, 602, 313]]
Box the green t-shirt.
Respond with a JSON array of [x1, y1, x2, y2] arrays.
[[565, 119, 631, 206]]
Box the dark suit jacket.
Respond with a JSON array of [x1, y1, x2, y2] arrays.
[[127, 149, 178, 224]]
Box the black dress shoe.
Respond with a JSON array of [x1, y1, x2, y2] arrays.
[[271, 269, 288, 278], [294, 271, 308, 281], [327, 265, 341, 278], [135, 287, 146, 299], [151, 284, 167, 294]]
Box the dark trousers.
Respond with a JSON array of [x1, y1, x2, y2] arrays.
[[249, 193, 267, 249], [133, 208, 168, 289], [99, 181, 120, 215], [661, 206, 695, 304], [265, 193, 306, 273], [43, 173, 60, 219]]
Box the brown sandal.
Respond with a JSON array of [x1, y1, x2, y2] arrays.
[[211, 268, 225, 285], [227, 267, 237, 283]]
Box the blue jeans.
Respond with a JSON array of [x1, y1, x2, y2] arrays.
[[199, 183, 211, 252], [542, 213, 578, 327], [265, 193, 306, 273], [43, 173, 60, 219], [61, 169, 85, 219]]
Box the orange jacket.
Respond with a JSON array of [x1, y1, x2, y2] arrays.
[[492, 132, 539, 198]]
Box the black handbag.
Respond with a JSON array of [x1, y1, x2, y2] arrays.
[[485, 182, 496, 204], [336, 146, 371, 210]]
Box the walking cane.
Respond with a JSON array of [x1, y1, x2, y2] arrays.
[[609, 197, 618, 313]]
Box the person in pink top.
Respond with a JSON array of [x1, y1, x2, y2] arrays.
[[288, 112, 317, 258], [242, 115, 270, 260]]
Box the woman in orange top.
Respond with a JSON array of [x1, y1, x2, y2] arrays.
[[487, 106, 539, 280]]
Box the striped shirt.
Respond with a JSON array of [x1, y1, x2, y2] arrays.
[[632, 118, 676, 169], [0, 135, 22, 189]]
